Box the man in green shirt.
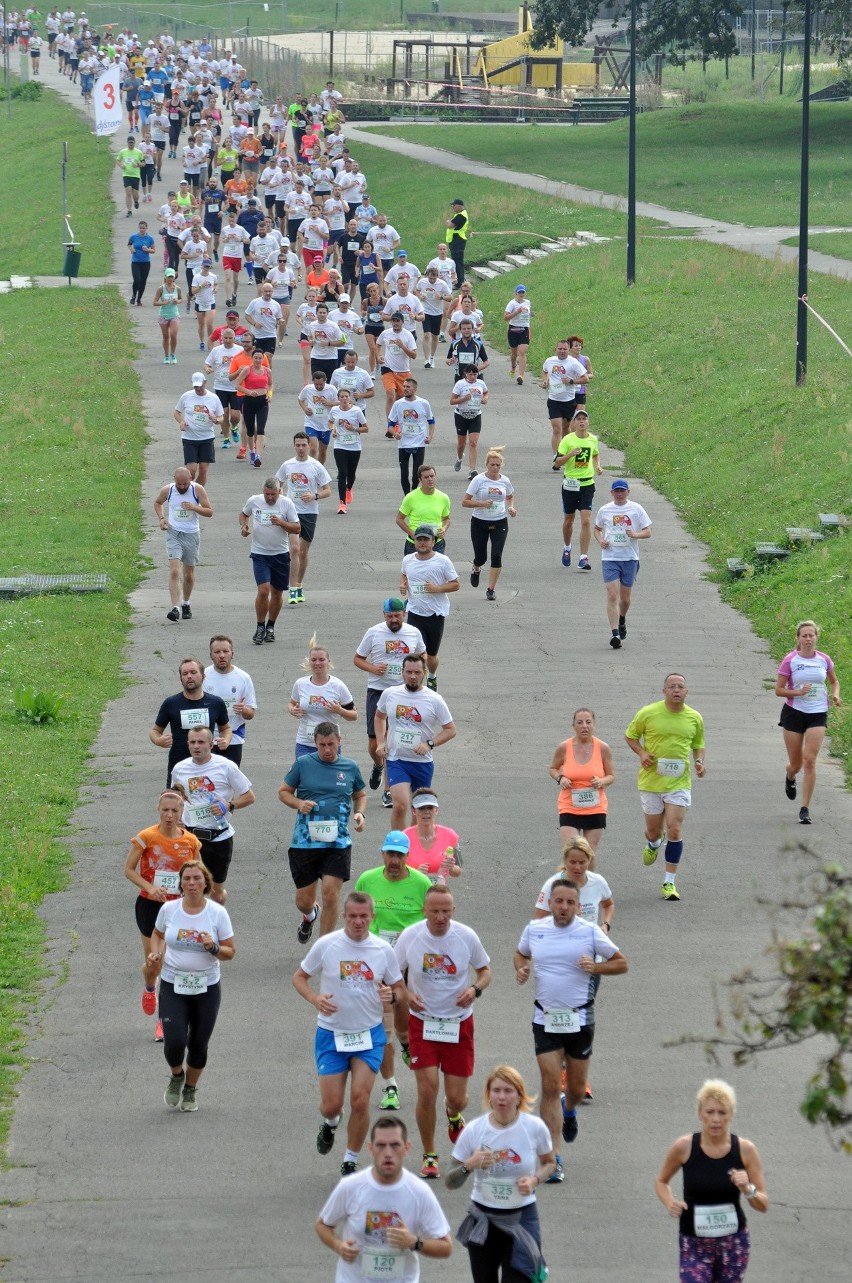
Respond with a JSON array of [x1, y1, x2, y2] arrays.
[[551, 406, 602, 571], [395, 464, 450, 555], [625, 673, 706, 902], [116, 135, 145, 217], [355, 831, 430, 1110]]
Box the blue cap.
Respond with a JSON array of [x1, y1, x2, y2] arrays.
[[383, 596, 406, 613], [382, 831, 411, 854], [611, 478, 629, 490], [515, 284, 527, 293], [397, 250, 407, 257]]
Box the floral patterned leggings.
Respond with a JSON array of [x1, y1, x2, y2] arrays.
[[679, 1229, 750, 1282]]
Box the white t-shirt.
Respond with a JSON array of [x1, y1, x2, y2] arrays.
[[465, 472, 513, 521], [383, 292, 425, 333], [330, 405, 368, 451], [249, 233, 278, 266], [241, 493, 298, 556], [154, 898, 234, 985], [205, 343, 240, 392], [265, 266, 296, 300], [308, 319, 345, 361], [542, 354, 587, 402], [191, 269, 217, 311], [778, 649, 834, 714], [291, 674, 355, 746], [318, 1169, 450, 1283], [426, 256, 457, 288], [452, 377, 488, 420], [376, 329, 417, 372], [355, 623, 426, 691], [388, 397, 434, 449], [170, 754, 252, 842], [301, 929, 402, 1032], [394, 920, 489, 1020], [245, 297, 282, 338], [401, 552, 458, 618], [276, 455, 331, 514], [505, 297, 532, 329], [536, 871, 612, 924], [516, 915, 618, 1026], [367, 223, 400, 258], [330, 364, 373, 403], [299, 382, 338, 430], [453, 1113, 552, 1210], [323, 197, 348, 231], [385, 262, 422, 293], [416, 277, 451, 316], [595, 499, 651, 562], [299, 216, 329, 251], [220, 223, 251, 258], [328, 307, 364, 348], [175, 389, 222, 440], [376, 685, 453, 763], [203, 664, 257, 742]]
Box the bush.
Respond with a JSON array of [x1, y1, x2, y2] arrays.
[[0, 78, 43, 101], [13, 685, 65, 725]]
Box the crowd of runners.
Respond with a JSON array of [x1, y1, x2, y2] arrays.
[[16, 15, 847, 1281]]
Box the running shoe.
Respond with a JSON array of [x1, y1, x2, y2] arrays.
[[179, 1085, 199, 1112], [380, 1084, 401, 1111], [199, 341, 206, 350], [181, 604, 192, 619], [399, 1041, 411, 1067], [381, 790, 393, 808], [340, 1161, 358, 1177], [345, 489, 353, 504], [154, 1019, 164, 1043], [785, 775, 797, 800], [516, 375, 523, 385], [798, 807, 811, 825], [289, 588, 299, 607], [486, 588, 496, 601], [317, 1120, 337, 1155], [163, 354, 170, 363], [610, 635, 622, 649], [264, 625, 275, 643], [561, 1101, 579, 1143], [426, 674, 438, 691], [446, 1107, 465, 1143], [253, 622, 266, 646], [470, 567, 480, 588], [662, 881, 681, 901], [231, 426, 240, 443], [298, 904, 318, 944], [237, 446, 247, 459], [643, 842, 660, 866], [420, 1153, 440, 1180], [169, 354, 177, 363], [221, 437, 231, 449], [561, 547, 572, 568], [166, 607, 180, 622], [424, 358, 433, 369], [577, 556, 591, 571], [337, 503, 347, 514], [546, 1156, 565, 1184], [438, 332, 446, 343], [164, 1071, 185, 1109], [468, 469, 477, 480], [369, 765, 382, 791], [253, 456, 262, 468], [250, 451, 257, 466], [584, 1081, 593, 1101], [141, 988, 157, 1016], [618, 617, 628, 640], [453, 458, 462, 472]]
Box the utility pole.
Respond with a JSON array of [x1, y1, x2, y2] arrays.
[[796, 0, 812, 385], [626, 0, 637, 285]]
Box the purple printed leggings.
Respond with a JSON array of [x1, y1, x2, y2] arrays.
[[679, 1229, 750, 1283]]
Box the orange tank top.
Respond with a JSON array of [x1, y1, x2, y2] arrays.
[[557, 736, 608, 815]]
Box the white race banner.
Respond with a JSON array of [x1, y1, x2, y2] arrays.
[[94, 66, 123, 137]]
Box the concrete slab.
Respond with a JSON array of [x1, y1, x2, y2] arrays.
[[505, 252, 532, 266], [485, 259, 514, 272], [469, 265, 499, 280]]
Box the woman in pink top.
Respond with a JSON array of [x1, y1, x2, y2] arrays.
[[404, 787, 461, 883]]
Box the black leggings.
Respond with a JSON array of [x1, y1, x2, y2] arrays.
[[471, 517, 508, 569], [466, 1202, 542, 1283], [399, 446, 425, 494], [159, 979, 221, 1070], [131, 261, 151, 301], [334, 448, 361, 501], [242, 397, 269, 439], [165, 236, 182, 271]]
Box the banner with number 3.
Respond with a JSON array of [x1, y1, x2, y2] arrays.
[[94, 66, 123, 137]]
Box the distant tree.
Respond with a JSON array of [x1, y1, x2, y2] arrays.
[[529, 0, 743, 66], [672, 859, 852, 1153]]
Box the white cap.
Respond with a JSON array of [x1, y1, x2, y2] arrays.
[[191, 371, 205, 384], [338, 294, 350, 303]]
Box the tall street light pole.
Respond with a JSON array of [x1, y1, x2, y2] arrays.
[[796, 0, 812, 385], [626, 0, 637, 285]]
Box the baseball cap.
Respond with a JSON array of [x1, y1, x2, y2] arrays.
[[179, 178, 189, 185], [164, 268, 176, 276], [397, 250, 407, 258], [611, 478, 629, 490], [382, 831, 411, 855], [281, 237, 290, 245], [515, 284, 527, 293], [191, 371, 205, 384], [313, 254, 323, 263], [338, 293, 350, 303], [201, 257, 212, 266], [574, 407, 589, 417], [411, 792, 439, 810], [390, 311, 403, 321], [452, 198, 464, 206], [383, 596, 406, 613], [413, 525, 435, 539], [226, 308, 239, 318]]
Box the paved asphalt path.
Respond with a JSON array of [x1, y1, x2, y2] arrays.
[[2, 57, 851, 1283]]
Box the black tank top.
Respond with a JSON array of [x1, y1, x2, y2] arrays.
[[680, 1132, 746, 1236]]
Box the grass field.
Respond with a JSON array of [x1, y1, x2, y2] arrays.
[[782, 232, 852, 262], [0, 289, 146, 1157], [371, 100, 851, 228]]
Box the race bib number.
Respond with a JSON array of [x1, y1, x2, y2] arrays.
[[257, 510, 276, 525], [694, 1204, 738, 1238], [173, 970, 208, 996], [409, 581, 428, 596], [347, 240, 360, 251], [308, 818, 339, 843], [189, 802, 221, 826], [468, 393, 481, 411], [561, 477, 580, 492], [335, 430, 358, 448], [367, 310, 383, 324], [393, 728, 421, 753], [610, 529, 629, 547], [458, 351, 474, 364], [179, 708, 210, 730], [571, 787, 600, 809], [488, 501, 506, 518], [481, 1177, 524, 1207], [360, 1251, 404, 1281], [379, 929, 400, 946], [172, 505, 194, 521], [656, 758, 685, 778], [422, 1016, 460, 1043], [207, 202, 220, 213], [384, 660, 403, 681], [401, 419, 420, 436], [333, 1028, 372, 1053], [153, 870, 180, 893], [544, 1008, 580, 1034]]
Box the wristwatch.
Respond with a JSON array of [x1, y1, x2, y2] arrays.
[[412, 1237, 423, 1253], [473, 985, 482, 999], [745, 1183, 757, 1199], [426, 739, 434, 749]]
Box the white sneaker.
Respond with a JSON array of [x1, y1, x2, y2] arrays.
[[424, 358, 433, 369]]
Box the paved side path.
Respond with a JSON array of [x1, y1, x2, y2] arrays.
[[1, 64, 850, 1282], [348, 125, 852, 280]]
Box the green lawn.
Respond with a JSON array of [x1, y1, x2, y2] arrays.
[[370, 100, 851, 227], [782, 232, 852, 262], [0, 288, 146, 1157], [0, 86, 115, 277]]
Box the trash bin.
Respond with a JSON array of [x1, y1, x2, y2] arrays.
[[63, 248, 82, 278], [431, 0, 440, 10]]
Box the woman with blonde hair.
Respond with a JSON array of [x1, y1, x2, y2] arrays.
[[289, 638, 357, 757], [462, 446, 517, 601], [547, 707, 614, 865], [774, 619, 841, 825], [447, 1065, 555, 1281], [656, 1079, 767, 1281]]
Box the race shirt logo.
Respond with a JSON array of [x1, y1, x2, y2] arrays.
[[394, 704, 423, 725], [402, 408, 419, 423], [339, 959, 375, 981], [308, 694, 331, 707], [613, 513, 632, 526], [421, 953, 457, 975], [187, 774, 216, 795], [487, 486, 502, 497], [176, 928, 206, 947], [365, 1210, 403, 1242], [490, 1148, 522, 1168], [385, 640, 410, 655], [290, 471, 310, 486]]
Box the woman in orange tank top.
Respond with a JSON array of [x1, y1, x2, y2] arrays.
[[548, 707, 615, 867]]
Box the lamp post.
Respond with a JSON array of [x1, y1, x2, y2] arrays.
[[626, 0, 637, 285], [795, 0, 812, 385]]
